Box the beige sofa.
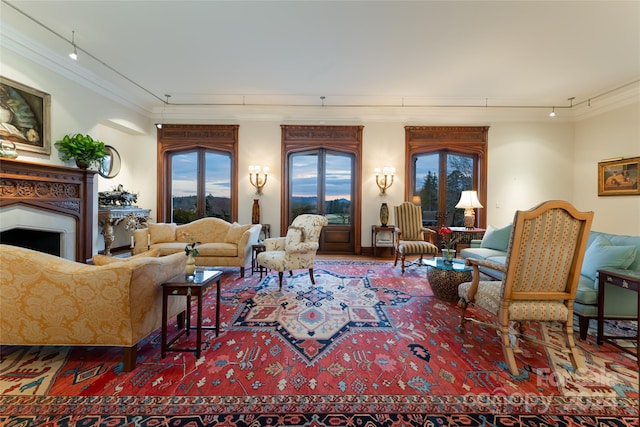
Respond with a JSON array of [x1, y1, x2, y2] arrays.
[[133, 217, 261, 277], [0, 245, 187, 371]]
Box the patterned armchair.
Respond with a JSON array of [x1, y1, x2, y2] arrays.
[[256, 214, 329, 290], [457, 200, 594, 376], [393, 202, 439, 273]]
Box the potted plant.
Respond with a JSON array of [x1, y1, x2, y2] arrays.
[[54, 133, 108, 169]]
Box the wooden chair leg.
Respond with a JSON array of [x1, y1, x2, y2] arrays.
[[240, 266, 245, 278], [393, 250, 400, 267], [309, 268, 315, 284], [278, 272, 284, 290], [457, 298, 468, 331], [500, 326, 519, 376], [401, 255, 406, 273]]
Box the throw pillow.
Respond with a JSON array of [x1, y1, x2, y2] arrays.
[[286, 226, 305, 246], [224, 223, 251, 243], [580, 235, 637, 281], [149, 223, 177, 244], [480, 224, 512, 251], [92, 248, 160, 265]]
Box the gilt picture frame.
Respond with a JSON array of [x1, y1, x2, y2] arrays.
[[0, 76, 51, 155], [598, 157, 640, 196]]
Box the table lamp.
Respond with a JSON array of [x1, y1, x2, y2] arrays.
[[455, 190, 483, 228]]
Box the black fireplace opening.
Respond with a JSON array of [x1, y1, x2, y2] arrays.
[[0, 228, 62, 256]]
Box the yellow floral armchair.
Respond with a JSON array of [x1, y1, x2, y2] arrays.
[[256, 214, 329, 290], [0, 244, 187, 371]]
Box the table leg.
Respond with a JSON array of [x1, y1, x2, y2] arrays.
[[597, 277, 605, 345], [216, 278, 221, 337], [161, 289, 168, 358], [196, 290, 203, 359]]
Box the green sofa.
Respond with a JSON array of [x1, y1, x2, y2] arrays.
[[460, 225, 639, 340]]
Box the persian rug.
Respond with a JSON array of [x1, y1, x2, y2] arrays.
[[1, 260, 638, 427]]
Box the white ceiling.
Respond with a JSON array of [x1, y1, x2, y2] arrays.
[[2, 0, 639, 113]]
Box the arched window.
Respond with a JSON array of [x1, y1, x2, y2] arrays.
[[157, 125, 238, 224], [405, 126, 488, 228]]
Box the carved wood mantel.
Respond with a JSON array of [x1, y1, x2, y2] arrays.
[[0, 158, 96, 262]]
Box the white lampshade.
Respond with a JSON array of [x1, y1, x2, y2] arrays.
[[455, 191, 483, 209]]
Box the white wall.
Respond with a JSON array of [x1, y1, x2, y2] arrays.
[[573, 102, 640, 235], [3, 44, 639, 253]]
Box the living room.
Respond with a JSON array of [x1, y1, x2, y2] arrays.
[[0, 1, 639, 425]]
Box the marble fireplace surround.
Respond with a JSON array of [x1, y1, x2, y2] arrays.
[[0, 158, 96, 262]]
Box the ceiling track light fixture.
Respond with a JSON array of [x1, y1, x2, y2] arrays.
[[156, 94, 171, 129], [549, 107, 556, 117], [69, 30, 78, 60]]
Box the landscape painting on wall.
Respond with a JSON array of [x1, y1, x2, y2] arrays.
[[598, 156, 640, 196], [0, 76, 51, 155]]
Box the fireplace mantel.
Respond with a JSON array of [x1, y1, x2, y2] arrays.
[[0, 158, 96, 262]]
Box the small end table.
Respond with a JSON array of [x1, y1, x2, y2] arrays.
[[372, 225, 398, 258], [161, 269, 222, 359], [425, 257, 473, 302], [251, 243, 267, 277]]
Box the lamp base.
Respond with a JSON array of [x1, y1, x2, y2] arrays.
[[463, 209, 476, 229]]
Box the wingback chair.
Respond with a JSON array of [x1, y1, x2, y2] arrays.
[[393, 202, 439, 273], [256, 214, 329, 290], [457, 200, 594, 376]]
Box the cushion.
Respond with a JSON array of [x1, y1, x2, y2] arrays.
[[224, 222, 251, 243], [580, 235, 637, 281], [92, 248, 160, 265], [480, 224, 512, 252], [286, 226, 305, 246], [149, 223, 177, 244]]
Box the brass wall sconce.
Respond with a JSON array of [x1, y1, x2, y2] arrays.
[[375, 167, 395, 195], [249, 165, 269, 195]]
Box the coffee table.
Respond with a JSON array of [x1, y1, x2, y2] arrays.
[[161, 269, 222, 359], [424, 257, 473, 302]]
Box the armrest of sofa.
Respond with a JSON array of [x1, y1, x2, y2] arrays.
[[469, 239, 482, 248]]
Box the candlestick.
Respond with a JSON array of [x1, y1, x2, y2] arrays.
[[130, 236, 135, 248]]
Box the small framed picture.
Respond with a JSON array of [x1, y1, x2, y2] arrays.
[[0, 76, 51, 155], [598, 157, 640, 196]]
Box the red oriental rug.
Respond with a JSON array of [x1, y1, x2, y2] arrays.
[[1, 260, 638, 426]]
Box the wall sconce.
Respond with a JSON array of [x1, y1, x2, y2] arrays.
[[249, 165, 269, 195], [455, 190, 483, 228], [375, 167, 395, 195]]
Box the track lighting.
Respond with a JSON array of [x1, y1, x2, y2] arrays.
[[549, 107, 556, 117], [69, 30, 78, 60]]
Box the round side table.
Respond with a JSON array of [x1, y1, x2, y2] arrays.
[[425, 258, 473, 302]]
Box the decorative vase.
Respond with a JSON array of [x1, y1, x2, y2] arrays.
[[185, 253, 196, 276], [379, 202, 389, 227], [442, 249, 456, 263], [75, 160, 89, 169], [252, 199, 261, 224]]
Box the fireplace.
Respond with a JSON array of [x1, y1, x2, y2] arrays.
[[1, 228, 62, 256], [0, 158, 96, 262]]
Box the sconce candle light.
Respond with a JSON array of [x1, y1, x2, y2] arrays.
[[375, 166, 395, 195], [455, 190, 483, 228], [249, 165, 269, 195]]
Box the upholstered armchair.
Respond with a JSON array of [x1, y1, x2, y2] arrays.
[[393, 202, 439, 273], [457, 200, 594, 376], [256, 214, 329, 290]]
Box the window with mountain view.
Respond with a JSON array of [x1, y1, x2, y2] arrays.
[[170, 150, 231, 224]]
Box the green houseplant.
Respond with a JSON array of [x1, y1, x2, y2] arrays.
[[54, 133, 108, 169]]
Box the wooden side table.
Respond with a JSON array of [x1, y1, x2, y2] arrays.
[[251, 243, 267, 277], [596, 268, 639, 367], [161, 269, 222, 359], [372, 225, 397, 258]]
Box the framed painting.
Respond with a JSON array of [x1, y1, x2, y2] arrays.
[[598, 156, 640, 196], [0, 76, 51, 155]]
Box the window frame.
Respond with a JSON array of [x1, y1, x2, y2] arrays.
[[157, 124, 239, 223], [404, 126, 489, 228]]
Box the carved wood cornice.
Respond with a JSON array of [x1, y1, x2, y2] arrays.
[[0, 158, 96, 262]]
